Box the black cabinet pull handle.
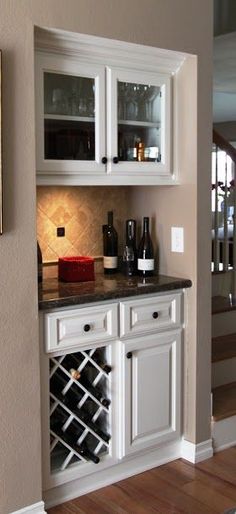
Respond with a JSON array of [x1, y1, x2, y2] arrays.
[[113, 156, 119, 164], [152, 312, 159, 319], [126, 352, 132, 359], [101, 156, 107, 164], [84, 324, 91, 332]]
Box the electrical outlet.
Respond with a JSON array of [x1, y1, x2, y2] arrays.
[[57, 227, 65, 237], [171, 227, 184, 253]]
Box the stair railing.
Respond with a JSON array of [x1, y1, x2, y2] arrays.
[[212, 130, 236, 293]]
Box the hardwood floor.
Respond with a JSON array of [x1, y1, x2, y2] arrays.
[[48, 447, 236, 514]]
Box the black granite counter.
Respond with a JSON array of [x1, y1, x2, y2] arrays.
[[38, 272, 192, 311]]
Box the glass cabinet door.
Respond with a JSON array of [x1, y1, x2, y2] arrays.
[[44, 73, 96, 161], [36, 55, 106, 176], [107, 68, 171, 177]]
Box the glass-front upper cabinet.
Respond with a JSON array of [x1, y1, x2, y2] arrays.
[[35, 54, 106, 180], [107, 68, 171, 178]]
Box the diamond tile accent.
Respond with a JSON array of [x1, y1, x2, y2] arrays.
[[37, 186, 130, 262]]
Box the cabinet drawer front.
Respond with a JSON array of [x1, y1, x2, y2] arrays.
[[120, 293, 181, 338], [45, 303, 118, 352]]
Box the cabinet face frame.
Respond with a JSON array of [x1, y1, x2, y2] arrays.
[[35, 53, 106, 176], [106, 66, 172, 177], [119, 329, 182, 458], [35, 28, 187, 185]]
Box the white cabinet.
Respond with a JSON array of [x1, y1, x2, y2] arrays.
[[40, 291, 183, 494], [119, 330, 181, 458], [35, 54, 106, 178], [35, 31, 186, 186]]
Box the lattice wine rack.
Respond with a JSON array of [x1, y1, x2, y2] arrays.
[[49, 346, 111, 473]]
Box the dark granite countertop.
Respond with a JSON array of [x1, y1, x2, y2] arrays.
[[38, 272, 192, 311]]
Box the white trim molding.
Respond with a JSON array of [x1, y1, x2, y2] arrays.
[[10, 500, 46, 514], [181, 438, 213, 463]]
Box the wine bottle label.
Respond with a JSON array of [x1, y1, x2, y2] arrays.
[[138, 258, 154, 271], [103, 256, 118, 269]]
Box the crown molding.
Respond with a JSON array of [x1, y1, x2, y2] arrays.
[[35, 26, 187, 74]]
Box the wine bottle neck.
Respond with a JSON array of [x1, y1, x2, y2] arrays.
[[143, 217, 149, 233], [108, 211, 113, 227], [126, 220, 136, 244]]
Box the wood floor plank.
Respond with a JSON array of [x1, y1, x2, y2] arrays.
[[181, 479, 236, 513], [173, 459, 236, 502], [48, 446, 236, 514], [92, 483, 161, 513]]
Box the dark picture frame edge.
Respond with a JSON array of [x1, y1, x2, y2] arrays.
[[0, 50, 2, 235]]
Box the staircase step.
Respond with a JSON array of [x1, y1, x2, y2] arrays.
[[212, 295, 236, 315], [212, 333, 236, 362], [212, 382, 236, 421]]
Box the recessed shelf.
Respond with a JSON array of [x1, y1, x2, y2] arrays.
[[44, 114, 95, 123], [118, 119, 160, 128]]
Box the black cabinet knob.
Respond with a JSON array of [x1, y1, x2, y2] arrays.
[[113, 156, 119, 164], [152, 312, 159, 319], [84, 324, 91, 332], [126, 352, 132, 359], [102, 156, 107, 164]]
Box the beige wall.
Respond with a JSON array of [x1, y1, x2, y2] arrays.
[[0, 1, 212, 512]]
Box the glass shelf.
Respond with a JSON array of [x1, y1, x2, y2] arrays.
[[118, 120, 160, 128], [44, 114, 95, 123]]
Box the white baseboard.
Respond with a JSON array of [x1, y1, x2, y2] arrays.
[[10, 500, 46, 514], [44, 440, 182, 509], [212, 416, 236, 452], [181, 438, 213, 463]]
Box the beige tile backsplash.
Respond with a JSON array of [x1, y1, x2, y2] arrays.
[[37, 186, 130, 262]]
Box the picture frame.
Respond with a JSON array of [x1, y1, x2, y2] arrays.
[[0, 50, 2, 234]]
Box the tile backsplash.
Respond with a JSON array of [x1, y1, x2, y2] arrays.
[[37, 186, 130, 263]]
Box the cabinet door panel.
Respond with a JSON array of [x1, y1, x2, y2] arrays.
[[107, 67, 171, 178], [120, 330, 181, 457], [132, 345, 171, 440], [36, 53, 106, 177]]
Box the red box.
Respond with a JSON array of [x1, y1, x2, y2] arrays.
[[58, 256, 95, 282]]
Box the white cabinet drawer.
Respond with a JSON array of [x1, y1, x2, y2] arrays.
[[45, 303, 118, 353], [120, 293, 182, 338]]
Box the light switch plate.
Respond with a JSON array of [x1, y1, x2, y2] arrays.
[[171, 227, 184, 253]]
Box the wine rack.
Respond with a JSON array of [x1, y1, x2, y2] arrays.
[[49, 346, 111, 473]]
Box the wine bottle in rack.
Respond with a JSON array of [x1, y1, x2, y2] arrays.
[[137, 217, 155, 277], [50, 373, 111, 443], [51, 410, 100, 464], [103, 211, 118, 274], [61, 354, 111, 408], [90, 352, 112, 374]]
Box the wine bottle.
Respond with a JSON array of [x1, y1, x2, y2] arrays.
[[137, 217, 155, 277], [50, 374, 110, 442], [51, 414, 100, 464], [123, 219, 137, 276], [103, 211, 118, 274], [62, 355, 111, 408], [37, 241, 43, 283], [89, 351, 112, 374]]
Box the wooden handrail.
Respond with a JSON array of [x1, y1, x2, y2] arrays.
[[213, 129, 236, 164]]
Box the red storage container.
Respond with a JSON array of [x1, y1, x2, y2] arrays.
[[58, 256, 95, 282]]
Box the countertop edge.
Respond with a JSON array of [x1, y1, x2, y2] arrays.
[[38, 277, 192, 311]]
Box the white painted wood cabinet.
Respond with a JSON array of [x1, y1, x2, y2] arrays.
[[40, 290, 183, 502], [119, 329, 181, 458], [35, 30, 186, 186]]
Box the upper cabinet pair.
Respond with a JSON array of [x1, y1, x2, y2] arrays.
[[35, 31, 185, 185]]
